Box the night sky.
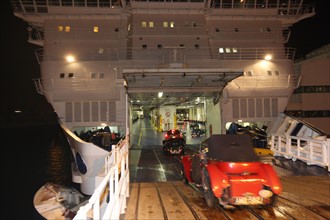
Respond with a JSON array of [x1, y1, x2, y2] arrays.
[[1, 0, 330, 125]]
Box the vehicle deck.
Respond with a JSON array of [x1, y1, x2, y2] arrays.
[[121, 176, 330, 220]]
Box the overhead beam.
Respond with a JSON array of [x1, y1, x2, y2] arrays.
[[127, 86, 226, 93]]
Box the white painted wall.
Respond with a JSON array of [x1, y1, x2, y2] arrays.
[[205, 100, 221, 135], [159, 106, 176, 131]]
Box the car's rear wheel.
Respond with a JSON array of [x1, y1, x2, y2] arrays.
[[202, 168, 216, 208], [182, 164, 188, 185], [180, 147, 185, 155]]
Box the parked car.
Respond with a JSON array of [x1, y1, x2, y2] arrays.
[[191, 128, 205, 137], [163, 137, 186, 155], [181, 134, 282, 209]]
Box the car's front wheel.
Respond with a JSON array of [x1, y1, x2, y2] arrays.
[[202, 167, 216, 208]]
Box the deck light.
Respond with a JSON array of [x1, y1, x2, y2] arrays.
[[264, 54, 272, 61], [66, 54, 75, 63]]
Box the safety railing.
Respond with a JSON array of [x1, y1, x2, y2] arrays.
[[271, 135, 330, 172], [11, 0, 314, 15], [73, 136, 130, 220], [35, 47, 296, 63]]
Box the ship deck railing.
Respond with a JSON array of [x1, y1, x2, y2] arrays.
[[271, 134, 330, 172], [35, 47, 296, 63], [73, 135, 130, 220], [11, 0, 314, 16]]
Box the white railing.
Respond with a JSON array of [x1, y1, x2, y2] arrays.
[[73, 137, 130, 220], [271, 135, 330, 172], [35, 47, 296, 63]]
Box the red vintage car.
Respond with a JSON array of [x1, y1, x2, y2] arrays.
[[181, 134, 282, 209]]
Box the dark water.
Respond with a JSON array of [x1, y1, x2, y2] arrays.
[[2, 123, 74, 220]]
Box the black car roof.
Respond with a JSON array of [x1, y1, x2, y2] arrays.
[[201, 134, 259, 162]]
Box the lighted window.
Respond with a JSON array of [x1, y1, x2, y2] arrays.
[[93, 26, 99, 32], [58, 26, 64, 32], [149, 22, 154, 28], [225, 48, 231, 53], [219, 48, 224, 53], [142, 22, 147, 28], [163, 22, 168, 28], [232, 48, 238, 53], [170, 22, 175, 28], [65, 26, 71, 32], [98, 48, 104, 54]]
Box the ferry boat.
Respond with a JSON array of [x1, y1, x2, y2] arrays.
[[11, 0, 329, 219]]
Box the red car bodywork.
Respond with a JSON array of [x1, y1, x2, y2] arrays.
[[182, 134, 282, 208]]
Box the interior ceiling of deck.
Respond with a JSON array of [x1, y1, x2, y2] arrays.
[[123, 69, 243, 110]]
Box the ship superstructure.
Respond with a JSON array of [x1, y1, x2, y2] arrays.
[[11, 0, 316, 194]]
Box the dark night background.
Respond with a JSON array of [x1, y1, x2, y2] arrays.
[[1, 0, 329, 219]]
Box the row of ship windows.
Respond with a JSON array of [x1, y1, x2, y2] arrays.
[[139, 45, 240, 53], [293, 86, 330, 94], [285, 110, 330, 118], [58, 69, 280, 79], [57, 24, 272, 32], [60, 72, 104, 79], [58, 26, 119, 32]]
